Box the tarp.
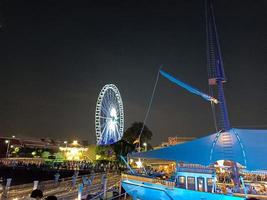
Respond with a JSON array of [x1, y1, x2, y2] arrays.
[[130, 128, 267, 170], [159, 69, 218, 104]]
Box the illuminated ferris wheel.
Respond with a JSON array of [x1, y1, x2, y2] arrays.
[[95, 84, 124, 145]]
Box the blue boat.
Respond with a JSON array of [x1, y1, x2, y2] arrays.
[[121, 177, 243, 200], [121, 129, 267, 199]]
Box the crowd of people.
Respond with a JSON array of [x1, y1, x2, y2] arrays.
[[23, 189, 57, 200], [216, 170, 267, 196], [0, 158, 124, 173]]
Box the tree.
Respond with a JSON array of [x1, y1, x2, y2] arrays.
[[122, 122, 153, 151], [41, 151, 51, 159], [95, 145, 115, 161], [83, 144, 97, 162], [112, 139, 135, 158], [54, 152, 65, 161]]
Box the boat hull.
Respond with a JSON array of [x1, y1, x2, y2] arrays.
[[122, 179, 245, 200]]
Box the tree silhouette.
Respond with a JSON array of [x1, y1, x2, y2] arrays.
[[122, 122, 153, 150]]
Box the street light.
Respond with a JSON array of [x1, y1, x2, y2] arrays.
[[64, 141, 68, 148], [12, 135, 15, 138], [72, 140, 78, 146], [5, 140, 10, 158], [143, 142, 147, 151]]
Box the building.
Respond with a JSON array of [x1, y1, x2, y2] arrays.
[[0, 136, 88, 158], [167, 136, 196, 145], [154, 136, 195, 149]]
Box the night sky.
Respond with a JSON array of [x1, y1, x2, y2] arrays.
[[0, 0, 266, 145]]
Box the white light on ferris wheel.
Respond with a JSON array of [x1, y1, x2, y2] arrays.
[[110, 107, 117, 117]]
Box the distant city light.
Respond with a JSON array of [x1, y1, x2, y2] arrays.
[[72, 140, 78, 145], [59, 146, 88, 161], [217, 160, 224, 167], [211, 97, 219, 104], [12, 135, 15, 138], [136, 159, 143, 168], [5, 140, 9, 144], [96, 155, 101, 160]]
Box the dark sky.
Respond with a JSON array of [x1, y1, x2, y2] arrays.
[[0, 0, 266, 145]]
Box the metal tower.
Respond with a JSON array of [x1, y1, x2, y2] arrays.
[[205, 0, 230, 131]]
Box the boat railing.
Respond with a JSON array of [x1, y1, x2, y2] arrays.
[[177, 167, 214, 174], [121, 173, 175, 188]]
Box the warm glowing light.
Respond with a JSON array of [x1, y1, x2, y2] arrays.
[[10, 145, 14, 148], [59, 146, 88, 161], [70, 148, 78, 154], [143, 142, 147, 147], [217, 160, 224, 167], [136, 159, 143, 168], [129, 159, 134, 164], [12, 135, 15, 138], [72, 140, 78, 145], [5, 140, 9, 144], [96, 155, 101, 160], [64, 141, 68, 144], [211, 97, 219, 104]]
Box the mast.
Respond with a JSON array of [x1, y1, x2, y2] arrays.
[[205, 0, 230, 131], [206, 1, 242, 185]]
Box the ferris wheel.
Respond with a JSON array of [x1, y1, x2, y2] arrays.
[[95, 84, 124, 145]]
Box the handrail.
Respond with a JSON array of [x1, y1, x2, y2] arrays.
[[122, 174, 174, 200], [121, 173, 175, 188]]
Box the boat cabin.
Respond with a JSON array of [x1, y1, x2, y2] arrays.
[[128, 158, 216, 193], [175, 163, 215, 192]]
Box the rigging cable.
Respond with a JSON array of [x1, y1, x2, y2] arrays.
[[137, 65, 162, 152]]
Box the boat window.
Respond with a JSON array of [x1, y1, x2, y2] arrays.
[[177, 176, 186, 188], [197, 177, 205, 192], [187, 176, 195, 190], [207, 178, 213, 192]]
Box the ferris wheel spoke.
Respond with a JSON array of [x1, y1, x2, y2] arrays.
[[100, 124, 108, 141], [114, 125, 119, 141], [104, 127, 110, 144], [101, 100, 110, 114], [100, 103, 108, 114], [101, 101, 110, 116], [103, 97, 112, 114], [100, 116, 112, 120], [105, 90, 111, 104]]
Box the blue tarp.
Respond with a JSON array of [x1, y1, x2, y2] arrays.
[[160, 69, 218, 103], [130, 128, 267, 170]]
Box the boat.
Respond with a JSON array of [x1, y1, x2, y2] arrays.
[[121, 175, 243, 200], [121, 128, 267, 199], [121, 0, 267, 199]]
